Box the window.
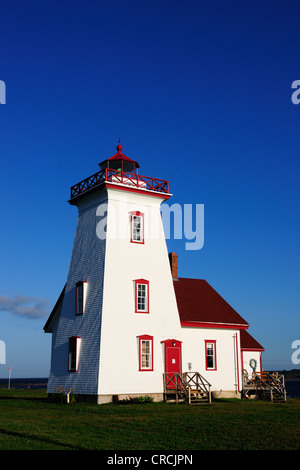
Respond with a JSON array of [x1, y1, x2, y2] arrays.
[[68, 336, 81, 372], [205, 340, 217, 370], [76, 281, 87, 315], [137, 335, 153, 371], [130, 211, 144, 244], [134, 279, 149, 313]]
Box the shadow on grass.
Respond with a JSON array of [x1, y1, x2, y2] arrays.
[[0, 395, 48, 402]]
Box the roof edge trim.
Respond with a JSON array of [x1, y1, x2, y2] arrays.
[[181, 320, 249, 330], [241, 347, 265, 352]]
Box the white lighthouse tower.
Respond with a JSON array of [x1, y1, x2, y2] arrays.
[[44, 142, 182, 403]]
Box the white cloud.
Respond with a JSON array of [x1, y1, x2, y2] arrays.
[[0, 295, 49, 319]]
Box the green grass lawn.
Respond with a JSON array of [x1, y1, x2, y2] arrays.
[[0, 388, 299, 450]]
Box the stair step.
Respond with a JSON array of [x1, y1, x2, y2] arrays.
[[167, 399, 185, 403], [164, 372, 211, 405], [190, 402, 211, 405]]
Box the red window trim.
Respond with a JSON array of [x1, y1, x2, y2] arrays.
[[137, 335, 154, 371], [68, 336, 81, 372], [241, 351, 263, 376], [134, 279, 149, 313], [181, 321, 249, 330], [130, 211, 144, 244], [105, 182, 171, 200], [161, 339, 183, 377], [75, 281, 87, 315], [205, 340, 217, 371]]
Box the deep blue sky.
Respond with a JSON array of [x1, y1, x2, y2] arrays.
[[0, 0, 299, 377]]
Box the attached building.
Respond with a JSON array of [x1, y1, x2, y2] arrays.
[[44, 143, 264, 403]]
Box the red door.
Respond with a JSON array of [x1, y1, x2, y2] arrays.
[[162, 339, 182, 389]]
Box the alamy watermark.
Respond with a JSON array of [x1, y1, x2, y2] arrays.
[[96, 196, 204, 251], [291, 80, 300, 105], [0, 80, 6, 104]]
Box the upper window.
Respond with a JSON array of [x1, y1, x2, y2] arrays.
[[68, 336, 81, 372], [205, 340, 217, 370], [137, 335, 153, 371], [130, 211, 144, 244], [76, 281, 87, 315], [134, 279, 149, 313]]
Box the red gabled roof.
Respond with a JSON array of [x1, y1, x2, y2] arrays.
[[240, 329, 264, 351], [174, 278, 249, 328], [43, 284, 66, 333]]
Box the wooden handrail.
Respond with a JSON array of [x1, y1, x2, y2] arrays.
[[242, 371, 286, 402], [164, 372, 188, 393], [70, 168, 169, 199]]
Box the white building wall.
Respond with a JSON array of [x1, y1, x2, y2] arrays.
[[181, 327, 243, 395], [47, 182, 246, 400], [242, 350, 262, 377]]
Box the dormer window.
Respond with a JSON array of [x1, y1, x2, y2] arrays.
[[205, 340, 217, 371], [130, 211, 144, 244], [134, 279, 149, 313], [76, 281, 87, 315], [68, 336, 81, 372], [137, 335, 153, 371]]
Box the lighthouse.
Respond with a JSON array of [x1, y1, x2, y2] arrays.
[[44, 142, 182, 403]]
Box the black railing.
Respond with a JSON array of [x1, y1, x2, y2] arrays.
[[163, 372, 212, 404]]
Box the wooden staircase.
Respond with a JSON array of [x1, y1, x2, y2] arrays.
[[242, 371, 287, 403], [163, 372, 212, 405]]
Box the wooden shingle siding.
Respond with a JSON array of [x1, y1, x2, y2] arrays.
[[47, 195, 107, 395]]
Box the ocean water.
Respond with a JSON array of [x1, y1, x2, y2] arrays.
[[0, 378, 48, 389]]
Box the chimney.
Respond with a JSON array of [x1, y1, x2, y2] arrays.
[[169, 252, 178, 280]]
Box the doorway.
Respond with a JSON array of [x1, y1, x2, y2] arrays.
[[162, 339, 182, 389]]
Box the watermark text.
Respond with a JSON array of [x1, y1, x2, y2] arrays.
[[0, 340, 6, 364]]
